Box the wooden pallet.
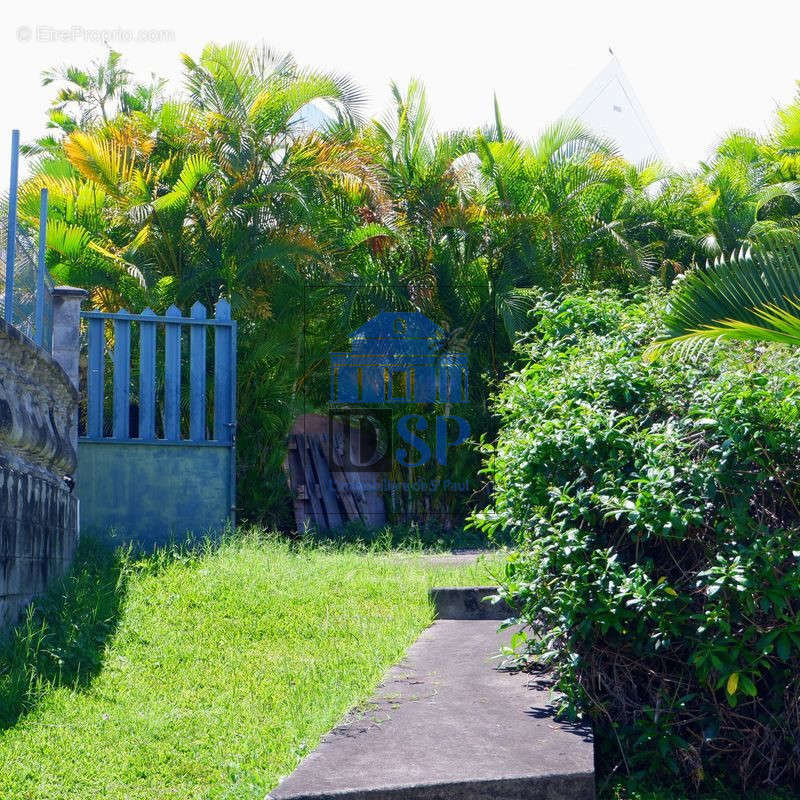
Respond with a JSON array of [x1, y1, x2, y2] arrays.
[[284, 418, 386, 531]]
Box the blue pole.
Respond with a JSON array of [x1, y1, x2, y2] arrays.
[[34, 188, 47, 346], [4, 130, 20, 324]]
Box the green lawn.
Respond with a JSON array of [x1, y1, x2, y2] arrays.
[[0, 532, 498, 800]]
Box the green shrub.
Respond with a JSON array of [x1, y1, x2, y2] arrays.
[[476, 286, 800, 791]]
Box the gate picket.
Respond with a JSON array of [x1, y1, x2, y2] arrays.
[[164, 305, 182, 440], [87, 317, 104, 438], [112, 310, 131, 439], [138, 308, 157, 440], [189, 301, 207, 441], [214, 299, 232, 442]]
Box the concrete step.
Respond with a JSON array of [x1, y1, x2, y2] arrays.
[[269, 612, 595, 800], [429, 585, 512, 620]]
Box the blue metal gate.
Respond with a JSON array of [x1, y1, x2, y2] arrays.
[[77, 300, 237, 546]]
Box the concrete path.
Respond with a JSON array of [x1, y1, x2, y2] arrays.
[[269, 612, 595, 799]]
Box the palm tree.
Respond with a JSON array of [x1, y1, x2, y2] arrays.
[[23, 43, 376, 305], [22, 42, 384, 522], [685, 132, 800, 258], [42, 48, 136, 130], [644, 242, 800, 359], [645, 94, 800, 360]]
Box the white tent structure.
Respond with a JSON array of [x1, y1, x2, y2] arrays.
[[291, 100, 336, 133], [564, 56, 667, 164]]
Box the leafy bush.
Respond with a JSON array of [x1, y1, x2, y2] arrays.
[[476, 287, 800, 791]]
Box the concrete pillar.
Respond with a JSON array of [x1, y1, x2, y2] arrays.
[[51, 286, 87, 391], [51, 286, 88, 454]]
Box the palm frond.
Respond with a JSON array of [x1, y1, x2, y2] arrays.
[[645, 241, 800, 359]]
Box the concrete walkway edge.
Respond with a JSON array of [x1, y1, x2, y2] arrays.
[[269, 588, 595, 800]]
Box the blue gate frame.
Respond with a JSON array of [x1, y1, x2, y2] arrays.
[[77, 300, 237, 546]]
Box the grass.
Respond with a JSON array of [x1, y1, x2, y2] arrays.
[[0, 530, 500, 800], [299, 519, 508, 552]]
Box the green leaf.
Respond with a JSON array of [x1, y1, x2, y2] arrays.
[[739, 675, 757, 697]]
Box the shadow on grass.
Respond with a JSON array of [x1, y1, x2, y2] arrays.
[[0, 536, 129, 730]]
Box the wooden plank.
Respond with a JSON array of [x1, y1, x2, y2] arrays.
[[334, 429, 371, 520], [331, 473, 362, 522], [347, 423, 387, 526], [112, 310, 131, 439], [164, 304, 182, 440], [87, 317, 104, 439], [138, 307, 157, 440], [296, 433, 327, 530], [324, 432, 362, 522], [309, 436, 344, 528], [324, 427, 387, 527], [291, 436, 315, 530], [189, 301, 207, 441], [285, 435, 311, 531], [213, 299, 232, 442]]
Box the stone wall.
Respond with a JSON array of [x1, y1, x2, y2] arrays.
[[0, 316, 79, 629]]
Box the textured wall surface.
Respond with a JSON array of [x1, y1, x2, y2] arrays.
[[0, 319, 79, 629], [78, 442, 232, 548]]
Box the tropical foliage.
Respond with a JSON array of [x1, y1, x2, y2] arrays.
[[21, 44, 376, 519], [477, 288, 800, 791], [18, 46, 800, 521]]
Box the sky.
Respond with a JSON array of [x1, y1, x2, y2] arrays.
[[1, 0, 799, 187]]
